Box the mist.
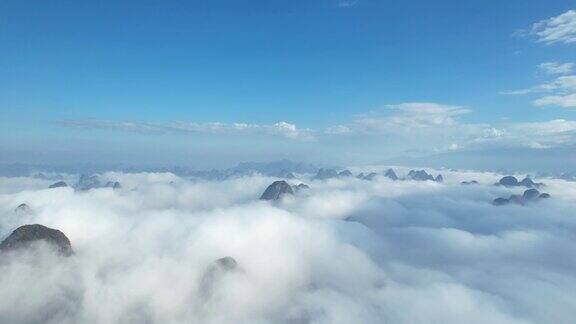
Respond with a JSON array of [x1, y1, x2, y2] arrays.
[[0, 168, 575, 323]]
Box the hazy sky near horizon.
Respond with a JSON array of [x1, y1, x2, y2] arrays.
[[1, 1, 575, 169]]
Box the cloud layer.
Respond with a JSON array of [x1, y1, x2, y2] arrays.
[[1, 169, 576, 323]]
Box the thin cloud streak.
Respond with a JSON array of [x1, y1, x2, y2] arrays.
[[58, 119, 315, 141]]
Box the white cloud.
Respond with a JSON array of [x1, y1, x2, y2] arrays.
[[533, 93, 576, 108], [538, 62, 575, 75], [529, 9, 576, 44], [538, 75, 576, 92], [1, 170, 576, 323], [58, 119, 315, 141], [270, 121, 312, 140]]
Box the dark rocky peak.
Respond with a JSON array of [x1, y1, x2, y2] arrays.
[[338, 170, 353, 177], [508, 194, 524, 205], [461, 180, 479, 185], [407, 170, 435, 181], [519, 177, 544, 188], [497, 175, 544, 188], [104, 181, 121, 189], [519, 177, 535, 187], [260, 180, 294, 200], [362, 172, 378, 181], [77, 174, 102, 190], [49, 181, 68, 189], [14, 203, 32, 215], [0, 224, 73, 256], [493, 189, 551, 206], [293, 183, 310, 192], [313, 168, 339, 180], [523, 188, 541, 200], [384, 168, 398, 180], [356, 172, 365, 179], [199, 256, 239, 298], [498, 176, 519, 187], [435, 174, 444, 182], [493, 197, 510, 206], [212, 256, 238, 272]]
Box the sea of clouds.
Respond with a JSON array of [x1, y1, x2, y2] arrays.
[[0, 167, 575, 324]]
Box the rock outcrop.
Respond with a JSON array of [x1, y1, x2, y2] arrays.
[[14, 203, 32, 215], [260, 181, 294, 200], [519, 177, 543, 188], [407, 170, 434, 181], [271, 169, 296, 179], [497, 176, 544, 188], [498, 176, 519, 187], [461, 180, 479, 185], [492, 189, 551, 206], [522, 188, 540, 200], [493, 197, 509, 206], [338, 170, 353, 177], [199, 256, 239, 298], [0, 224, 73, 256], [77, 174, 101, 190], [406, 170, 443, 182], [49, 181, 68, 189], [363, 172, 378, 181], [384, 168, 398, 180], [211, 256, 238, 272], [104, 181, 121, 189], [313, 168, 339, 180], [292, 183, 310, 191]]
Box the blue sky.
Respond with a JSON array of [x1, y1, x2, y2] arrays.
[[1, 0, 575, 169]]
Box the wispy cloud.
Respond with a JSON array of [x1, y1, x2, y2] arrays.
[[337, 0, 359, 8], [525, 9, 576, 44], [500, 63, 576, 108], [323, 102, 576, 152], [533, 94, 576, 108], [58, 119, 315, 141], [538, 62, 575, 75], [329, 102, 473, 135], [325, 125, 352, 135]]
